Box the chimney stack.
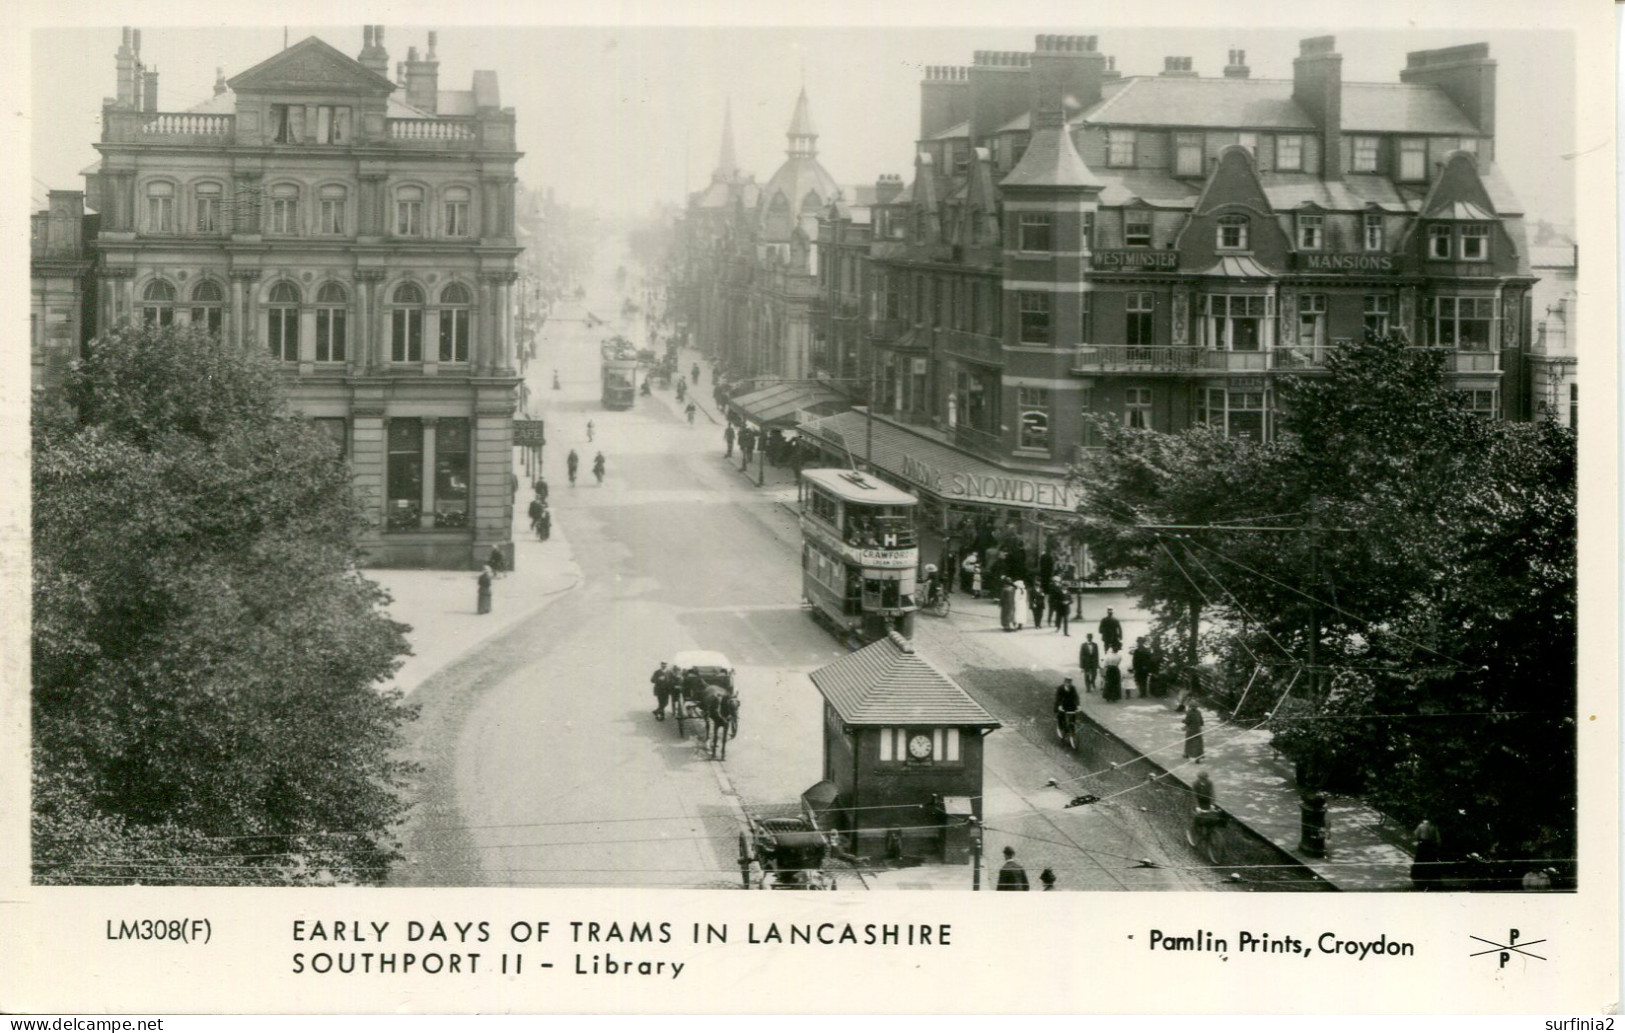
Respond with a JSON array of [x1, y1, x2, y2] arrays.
[[919, 65, 971, 142], [1031, 34, 1108, 121], [1160, 56, 1196, 77], [874, 173, 905, 204], [1223, 48, 1251, 79], [1101, 55, 1121, 80], [404, 33, 441, 113], [1401, 43, 1496, 146], [358, 24, 390, 77], [1293, 35, 1343, 180], [214, 66, 227, 95], [115, 27, 136, 109], [968, 49, 1031, 143], [142, 68, 159, 113]]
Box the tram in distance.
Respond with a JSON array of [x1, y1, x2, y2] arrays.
[[798, 468, 919, 646]]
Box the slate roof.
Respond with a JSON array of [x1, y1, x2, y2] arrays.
[[931, 119, 970, 141], [811, 633, 998, 728], [1260, 173, 1416, 212], [1002, 113, 1102, 189], [1340, 82, 1478, 134], [1079, 76, 1478, 136], [1095, 171, 1201, 207]]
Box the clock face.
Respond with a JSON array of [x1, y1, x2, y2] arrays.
[[908, 734, 933, 760]]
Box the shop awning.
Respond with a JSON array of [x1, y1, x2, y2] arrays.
[[799, 410, 1084, 514], [730, 383, 850, 428]]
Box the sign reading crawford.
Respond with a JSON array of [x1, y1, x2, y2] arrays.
[[1295, 252, 1399, 274], [1092, 249, 1179, 271], [899, 454, 1080, 513]]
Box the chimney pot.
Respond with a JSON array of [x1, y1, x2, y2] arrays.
[[132, 28, 140, 55], [407, 45, 418, 61], [427, 30, 437, 58], [364, 25, 373, 46]]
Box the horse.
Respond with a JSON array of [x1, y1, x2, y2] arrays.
[[701, 684, 739, 760]]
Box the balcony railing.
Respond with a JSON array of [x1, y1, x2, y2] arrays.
[[1071, 344, 1271, 373], [386, 117, 478, 143], [139, 112, 235, 140]]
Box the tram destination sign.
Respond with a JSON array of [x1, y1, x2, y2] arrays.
[[1092, 250, 1180, 271], [1295, 252, 1399, 274]]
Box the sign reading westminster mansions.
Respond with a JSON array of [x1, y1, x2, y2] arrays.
[[1092, 249, 1180, 271], [1294, 252, 1400, 273]]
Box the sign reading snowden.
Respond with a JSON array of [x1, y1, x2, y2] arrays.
[[898, 454, 1079, 512]]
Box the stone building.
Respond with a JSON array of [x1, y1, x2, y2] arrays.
[[806, 34, 1540, 573], [30, 191, 95, 394], [81, 26, 523, 568]]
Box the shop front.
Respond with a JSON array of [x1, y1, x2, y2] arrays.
[[797, 410, 1095, 593]]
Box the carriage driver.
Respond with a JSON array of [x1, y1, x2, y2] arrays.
[[680, 665, 708, 702], [650, 661, 676, 721]]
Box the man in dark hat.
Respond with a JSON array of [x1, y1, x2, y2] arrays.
[[1099, 607, 1123, 653]]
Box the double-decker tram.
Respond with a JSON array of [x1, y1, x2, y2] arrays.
[[798, 468, 919, 646]]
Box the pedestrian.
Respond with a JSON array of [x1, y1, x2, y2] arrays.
[[996, 846, 1030, 891], [527, 496, 543, 537], [592, 451, 606, 485], [961, 553, 982, 597], [1183, 703, 1205, 762], [1102, 649, 1123, 702], [1099, 608, 1123, 653], [1145, 639, 1165, 697], [1410, 817, 1443, 891], [487, 544, 506, 578], [686, 401, 697, 426], [534, 477, 549, 504], [537, 504, 551, 541], [1130, 637, 1152, 698], [650, 661, 674, 721], [586, 419, 595, 442], [1028, 581, 1046, 629], [998, 578, 1016, 631], [476, 563, 494, 615], [1039, 867, 1057, 890], [1039, 546, 1056, 591], [1054, 677, 1081, 744], [567, 448, 579, 486], [1051, 582, 1071, 635], [724, 423, 735, 457], [691, 361, 700, 383], [1078, 634, 1100, 692]]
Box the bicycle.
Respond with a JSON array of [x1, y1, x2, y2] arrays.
[[1055, 707, 1079, 751], [1186, 805, 1232, 866]]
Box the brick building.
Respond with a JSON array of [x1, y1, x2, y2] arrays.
[[80, 27, 523, 568], [806, 34, 1539, 572]]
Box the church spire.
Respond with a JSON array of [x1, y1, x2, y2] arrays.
[[715, 99, 738, 180], [786, 87, 817, 158]]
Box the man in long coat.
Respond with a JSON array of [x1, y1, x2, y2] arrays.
[[650, 661, 675, 721], [996, 846, 1030, 890], [1130, 637, 1152, 698], [998, 579, 1017, 631], [1099, 608, 1124, 653]]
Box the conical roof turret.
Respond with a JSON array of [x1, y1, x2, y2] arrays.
[[786, 87, 818, 157]]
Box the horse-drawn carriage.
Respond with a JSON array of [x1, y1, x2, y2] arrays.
[[670, 650, 739, 759], [739, 813, 837, 890]]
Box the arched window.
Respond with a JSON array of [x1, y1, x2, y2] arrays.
[[267, 282, 300, 362], [315, 283, 348, 362], [443, 186, 471, 237], [395, 186, 424, 236], [391, 282, 424, 362], [141, 280, 176, 326], [195, 182, 223, 234], [318, 184, 348, 235], [190, 279, 224, 335], [145, 182, 175, 233], [268, 184, 300, 235], [1216, 214, 1249, 251], [438, 283, 472, 363]]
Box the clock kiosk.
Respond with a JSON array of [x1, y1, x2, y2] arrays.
[[807, 631, 1000, 863]]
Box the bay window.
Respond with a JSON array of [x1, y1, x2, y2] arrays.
[[1427, 296, 1495, 350], [1203, 294, 1268, 350]]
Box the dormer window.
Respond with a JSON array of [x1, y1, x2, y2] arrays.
[[1399, 138, 1427, 182], [1174, 133, 1203, 177], [1296, 214, 1323, 250], [1124, 212, 1152, 248], [1217, 214, 1248, 251], [1107, 129, 1136, 168], [1460, 223, 1489, 261], [1350, 136, 1380, 173], [1276, 135, 1304, 171], [1428, 224, 1453, 259]]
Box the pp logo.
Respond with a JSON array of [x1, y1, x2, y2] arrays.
[[1471, 930, 1546, 967]]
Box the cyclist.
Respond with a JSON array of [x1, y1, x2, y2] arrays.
[[566, 449, 579, 486], [1054, 677, 1081, 749], [592, 451, 606, 485], [1187, 769, 1225, 860]]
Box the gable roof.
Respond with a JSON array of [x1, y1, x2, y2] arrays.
[[228, 36, 396, 95], [1340, 82, 1478, 135], [811, 633, 998, 728]]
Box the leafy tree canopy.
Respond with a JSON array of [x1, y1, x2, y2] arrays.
[[33, 323, 415, 885]]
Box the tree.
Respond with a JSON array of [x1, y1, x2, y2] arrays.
[[33, 323, 415, 885], [1072, 332, 1576, 867]]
